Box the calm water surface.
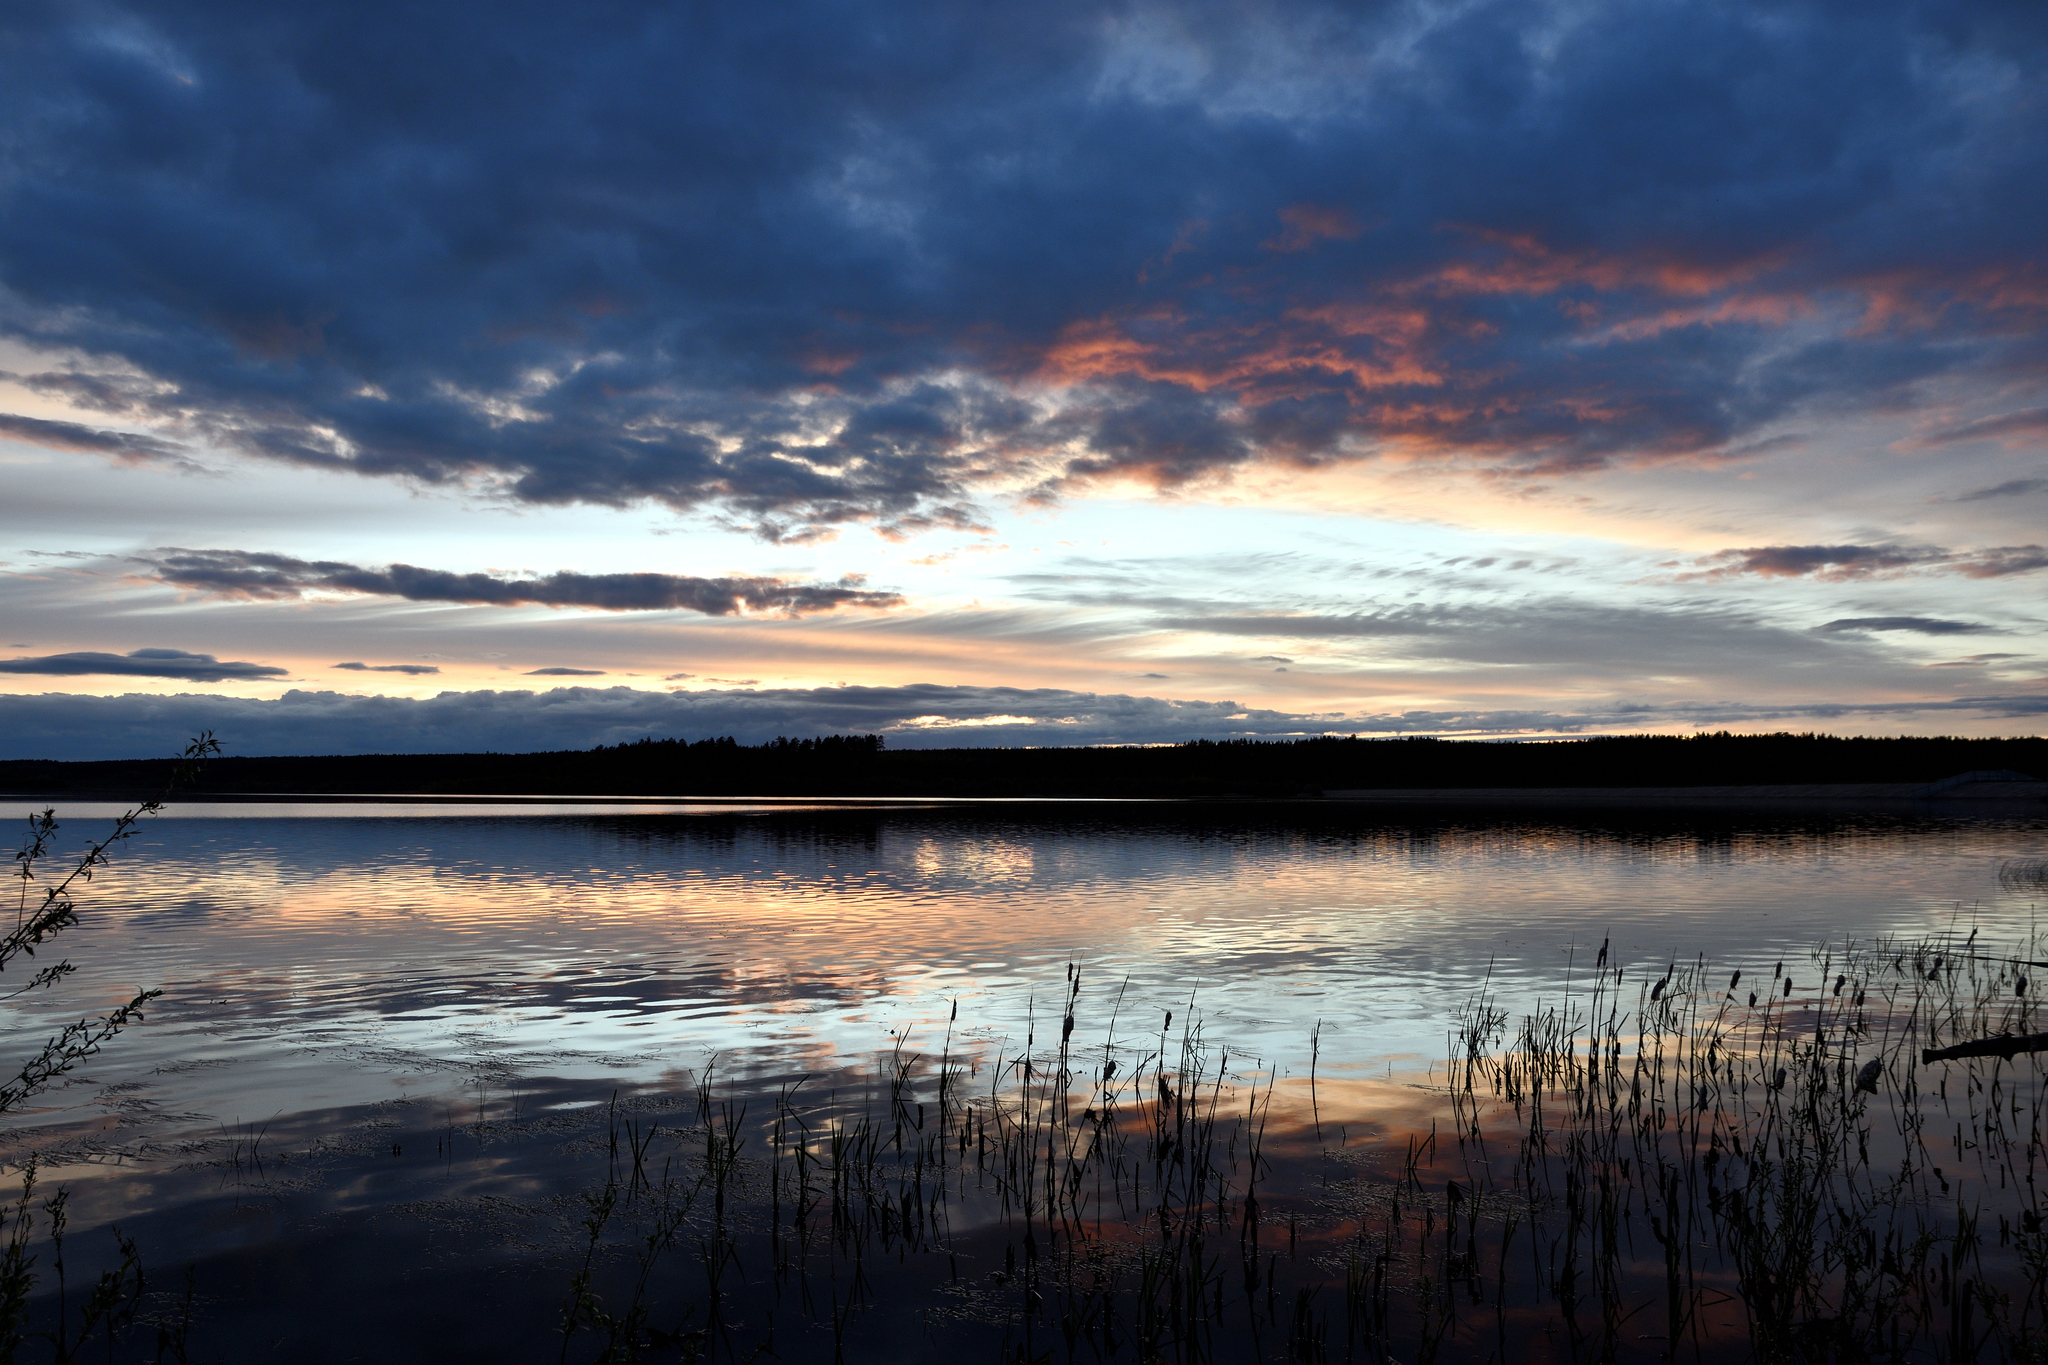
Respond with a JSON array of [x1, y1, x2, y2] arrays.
[[13, 802, 2048, 1121], [0, 801, 2042, 1359]]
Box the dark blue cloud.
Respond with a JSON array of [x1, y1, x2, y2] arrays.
[[2, 0, 2043, 533], [0, 410, 189, 464], [1818, 617, 1994, 635], [144, 548, 903, 615], [0, 646, 286, 682], [335, 661, 439, 675]]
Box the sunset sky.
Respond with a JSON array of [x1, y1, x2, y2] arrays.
[[3, 0, 2044, 758]]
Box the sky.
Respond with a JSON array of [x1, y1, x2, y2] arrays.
[[2, 0, 2045, 758]]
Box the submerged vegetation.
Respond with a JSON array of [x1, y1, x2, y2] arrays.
[[535, 929, 2047, 1364]]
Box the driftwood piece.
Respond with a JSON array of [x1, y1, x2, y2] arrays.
[[1921, 1031, 2048, 1065]]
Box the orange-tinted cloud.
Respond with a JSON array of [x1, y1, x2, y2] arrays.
[[1850, 262, 2048, 337], [1025, 228, 1822, 483]]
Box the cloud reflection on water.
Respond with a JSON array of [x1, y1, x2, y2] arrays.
[[20, 805, 2043, 1103], [0, 804, 2037, 1347]]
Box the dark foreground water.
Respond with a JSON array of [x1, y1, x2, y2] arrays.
[[2, 800, 2043, 1362]]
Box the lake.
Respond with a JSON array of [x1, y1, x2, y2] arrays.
[[4, 800, 2045, 1361]]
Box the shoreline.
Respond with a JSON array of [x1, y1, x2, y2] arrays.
[[1320, 779, 2048, 808], [3, 778, 2042, 810]]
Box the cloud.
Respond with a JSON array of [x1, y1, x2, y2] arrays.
[[1691, 544, 1938, 579], [1818, 617, 1993, 635], [0, 411, 190, 466], [0, 647, 286, 682], [2, 682, 2044, 761], [335, 661, 440, 675], [1126, 594, 2013, 688], [1919, 408, 2048, 447], [0, 0, 2041, 534], [1169, 614, 1434, 638], [1926, 653, 2024, 668], [143, 549, 903, 616], [1955, 546, 2048, 578], [525, 667, 603, 676], [1954, 477, 2048, 501], [987, 547, 2032, 691], [1263, 204, 1365, 253], [1688, 543, 2048, 581]]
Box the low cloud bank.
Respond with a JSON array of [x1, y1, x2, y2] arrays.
[[0, 686, 1323, 758], [0, 685, 2043, 761]]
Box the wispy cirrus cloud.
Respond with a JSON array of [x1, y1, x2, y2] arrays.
[[141, 550, 904, 617], [0, 647, 286, 682], [1143, 600, 1877, 682]]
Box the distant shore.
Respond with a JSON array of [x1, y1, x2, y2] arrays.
[[2, 732, 2043, 806], [1321, 778, 2048, 808], [4, 778, 2042, 812]]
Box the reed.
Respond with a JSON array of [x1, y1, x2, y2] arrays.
[[0, 735, 216, 1365], [1438, 929, 2048, 1362], [548, 928, 2045, 1364]]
